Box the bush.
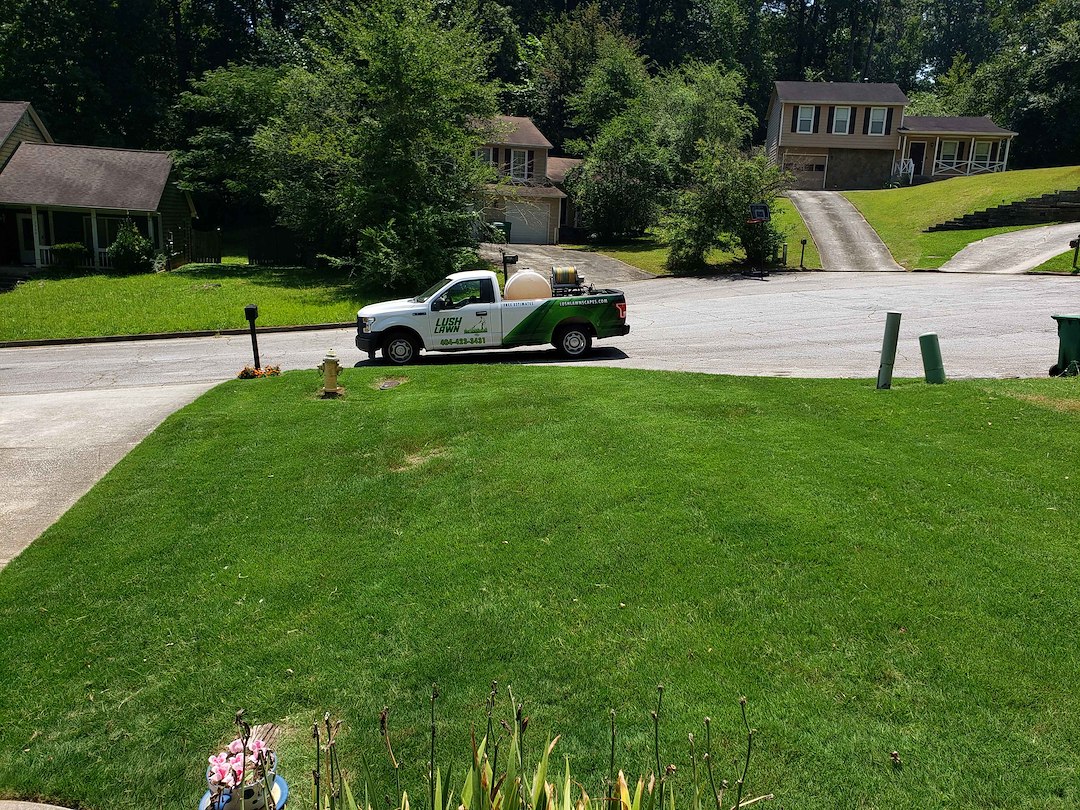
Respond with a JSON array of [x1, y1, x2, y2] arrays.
[[106, 221, 154, 273], [50, 243, 88, 272]]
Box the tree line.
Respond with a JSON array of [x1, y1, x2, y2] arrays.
[[0, 0, 1076, 278]]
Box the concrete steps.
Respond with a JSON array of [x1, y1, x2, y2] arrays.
[[926, 189, 1080, 231]]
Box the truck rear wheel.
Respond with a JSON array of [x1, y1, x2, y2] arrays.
[[554, 324, 592, 358], [383, 331, 420, 365]]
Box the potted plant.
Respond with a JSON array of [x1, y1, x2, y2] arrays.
[[205, 713, 285, 810]]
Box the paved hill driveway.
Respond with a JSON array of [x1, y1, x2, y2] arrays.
[[787, 191, 903, 272], [479, 243, 653, 286], [938, 222, 1080, 273]]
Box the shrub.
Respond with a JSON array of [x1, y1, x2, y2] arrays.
[[106, 221, 154, 273], [50, 242, 88, 272]]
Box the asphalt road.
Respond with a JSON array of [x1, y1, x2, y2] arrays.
[[1, 270, 1076, 566], [787, 191, 903, 272]]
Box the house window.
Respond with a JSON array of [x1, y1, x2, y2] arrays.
[[832, 106, 851, 135], [940, 140, 959, 165], [973, 141, 991, 166], [475, 146, 495, 165], [796, 105, 815, 134], [868, 107, 887, 135], [510, 149, 530, 180]]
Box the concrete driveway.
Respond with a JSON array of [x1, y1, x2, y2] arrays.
[[479, 242, 653, 286], [787, 191, 903, 272], [938, 222, 1080, 273], [1, 271, 1075, 569]]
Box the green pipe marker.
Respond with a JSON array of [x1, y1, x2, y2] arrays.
[[876, 311, 902, 389], [919, 333, 946, 384]]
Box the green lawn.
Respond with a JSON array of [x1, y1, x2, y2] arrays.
[[1030, 247, 1080, 274], [563, 199, 822, 274], [2, 367, 1080, 810], [844, 166, 1080, 269], [0, 264, 370, 341]]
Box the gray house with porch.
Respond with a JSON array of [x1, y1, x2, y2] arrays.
[[0, 101, 195, 270]]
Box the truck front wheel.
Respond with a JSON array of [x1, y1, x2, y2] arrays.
[[554, 324, 593, 359], [383, 331, 421, 365]]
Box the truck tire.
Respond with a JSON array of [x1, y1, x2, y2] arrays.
[[383, 331, 421, 365], [554, 324, 592, 358]]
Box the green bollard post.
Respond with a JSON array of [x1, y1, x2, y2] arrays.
[[919, 333, 946, 384], [876, 311, 902, 389]]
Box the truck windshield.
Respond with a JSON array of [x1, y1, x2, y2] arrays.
[[413, 278, 453, 303]]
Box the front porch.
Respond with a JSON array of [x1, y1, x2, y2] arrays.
[[893, 116, 1017, 184], [1, 204, 164, 270]]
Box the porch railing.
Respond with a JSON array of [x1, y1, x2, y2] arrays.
[[37, 245, 112, 269], [893, 158, 915, 181], [932, 159, 1007, 177]]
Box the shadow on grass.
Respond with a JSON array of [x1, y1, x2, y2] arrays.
[[353, 345, 630, 368]]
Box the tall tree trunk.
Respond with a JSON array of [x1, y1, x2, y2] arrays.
[[862, 0, 882, 80]]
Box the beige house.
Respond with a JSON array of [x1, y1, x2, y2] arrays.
[[478, 116, 574, 244], [765, 82, 1016, 189], [0, 101, 195, 270]]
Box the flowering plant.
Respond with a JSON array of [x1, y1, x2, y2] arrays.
[[237, 365, 281, 379], [206, 712, 279, 809]]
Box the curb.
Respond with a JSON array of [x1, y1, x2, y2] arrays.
[[0, 322, 355, 349]]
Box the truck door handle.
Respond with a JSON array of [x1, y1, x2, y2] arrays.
[[476, 311, 488, 316], [413, 312, 425, 316]]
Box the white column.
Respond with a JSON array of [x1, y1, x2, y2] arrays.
[[1002, 138, 1011, 172], [934, 137, 940, 175], [90, 210, 100, 269], [147, 214, 155, 248], [30, 204, 41, 268], [47, 210, 55, 248], [969, 137, 976, 174]]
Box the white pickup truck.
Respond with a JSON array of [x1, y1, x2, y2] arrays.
[[355, 269, 629, 365]]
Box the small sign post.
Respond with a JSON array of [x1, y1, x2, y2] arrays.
[[244, 304, 260, 369]]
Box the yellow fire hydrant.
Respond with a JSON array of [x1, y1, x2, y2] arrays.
[[318, 349, 344, 398]]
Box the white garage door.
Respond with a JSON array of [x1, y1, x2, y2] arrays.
[[503, 201, 550, 244]]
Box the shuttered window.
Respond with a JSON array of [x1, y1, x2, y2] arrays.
[[832, 106, 851, 134], [510, 148, 530, 180], [868, 107, 887, 135], [796, 105, 815, 134]]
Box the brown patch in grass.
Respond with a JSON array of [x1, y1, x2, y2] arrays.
[[1007, 393, 1080, 414], [371, 376, 409, 391], [391, 447, 445, 472]]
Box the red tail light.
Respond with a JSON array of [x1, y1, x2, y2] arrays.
[[615, 302, 627, 319]]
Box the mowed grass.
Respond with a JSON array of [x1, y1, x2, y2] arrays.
[[0, 264, 370, 341], [3, 367, 1080, 810], [563, 199, 822, 274], [845, 166, 1080, 269], [1031, 248, 1080, 274]]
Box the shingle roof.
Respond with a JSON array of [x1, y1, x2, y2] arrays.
[[546, 156, 582, 184], [0, 101, 31, 144], [0, 143, 173, 210], [774, 81, 908, 105], [484, 116, 554, 149], [900, 116, 1016, 136]]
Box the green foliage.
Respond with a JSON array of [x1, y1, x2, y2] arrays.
[[49, 242, 87, 272], [253, 0, 497, 290], [106, 221, 154, 274], [665, 149, 786, 274], [568, 36, 650, 139]]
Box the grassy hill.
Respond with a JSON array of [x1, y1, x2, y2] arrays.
[[2, 366, 1079, 810], [845, 166, 1080, 269]]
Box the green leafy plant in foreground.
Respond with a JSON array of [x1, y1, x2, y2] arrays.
[[311, 685, 773, 810]]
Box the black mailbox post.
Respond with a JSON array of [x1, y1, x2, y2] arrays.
[[1070, 237, 1079, 269], [799, 238, 807, 269], [501, 252, 518, 284], [244, 304, 260, 369]]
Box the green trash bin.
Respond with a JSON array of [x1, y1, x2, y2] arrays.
[[490, 220, 512, 243], [1050, 314, 1080, 376]]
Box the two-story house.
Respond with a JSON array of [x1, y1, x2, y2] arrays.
[[765, 81, 1016, 190], [0, 100, 195, 270], [477, 116, 573, 244]]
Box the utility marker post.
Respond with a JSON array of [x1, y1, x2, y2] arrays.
[[876, 311, 902, 389], [919, 333, 946, 384], [244, 304, 261, 369]]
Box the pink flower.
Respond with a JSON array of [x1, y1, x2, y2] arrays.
[[208, 752, 229, 769], [210, 762, 235, 787], [228, 738, 245, 755], [230, 753, 245, 782], [248, 738, 269, 763]]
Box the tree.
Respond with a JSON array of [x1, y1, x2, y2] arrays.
[[253, 0, 498, 289], [664, 149, 787, 274]]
